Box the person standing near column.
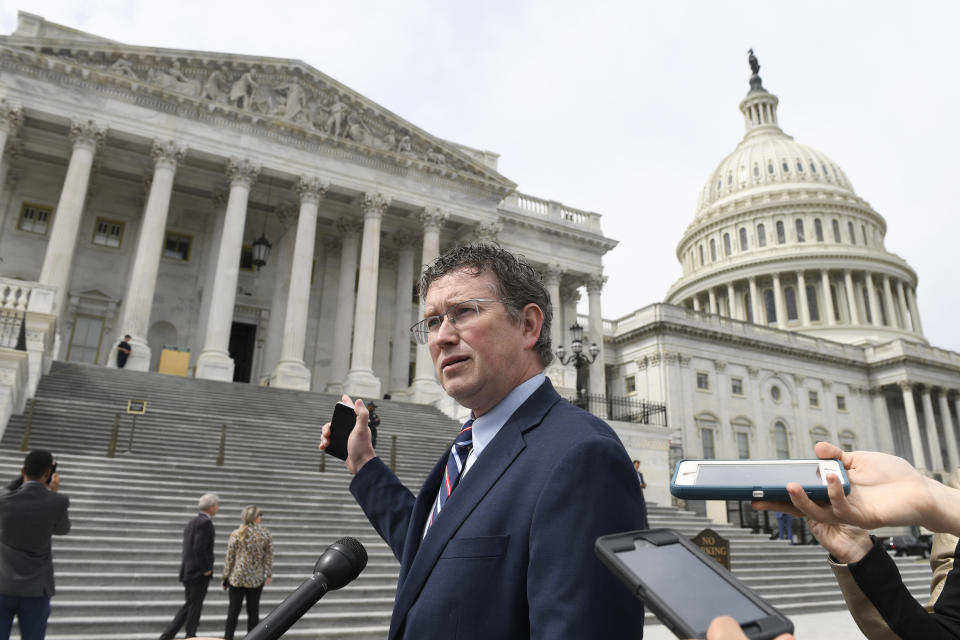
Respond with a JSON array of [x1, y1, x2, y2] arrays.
[[0, 450, 71, 640], [116, 335, 132, 369], [159, 494, 218, 640]]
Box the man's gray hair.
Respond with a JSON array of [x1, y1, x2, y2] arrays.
[[198, 493, 219, 511], [418, 243, 554, 368]]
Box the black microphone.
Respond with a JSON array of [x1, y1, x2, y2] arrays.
[[243, 536, 368, 640]]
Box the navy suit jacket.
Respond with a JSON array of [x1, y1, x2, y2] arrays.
[[351, 378, 648, 639], [179, 513, 215, 582], [0, 480, 71, 597]]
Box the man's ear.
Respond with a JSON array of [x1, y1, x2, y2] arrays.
[[520, 303, 545, 347]]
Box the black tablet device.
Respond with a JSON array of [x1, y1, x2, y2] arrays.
[[595, 528, 793, 639]]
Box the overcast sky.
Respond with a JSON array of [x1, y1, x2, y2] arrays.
[[3, 1, 959, 353]]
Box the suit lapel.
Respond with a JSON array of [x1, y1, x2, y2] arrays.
[[388, 380, 562, 639]]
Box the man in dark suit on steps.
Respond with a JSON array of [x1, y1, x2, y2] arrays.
[[322, 244, 648, 639], [159, 493, 219, 640], [0, 450, 70, 640]]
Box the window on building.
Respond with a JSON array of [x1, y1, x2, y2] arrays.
[[17, 203, 52, 235], [782, 161, 790, 173], [785, 287, 798, 321], [774, 422, 790, 459], [163, 232, 192, 261], [753, 165, 760, 178], [92, 218, 124, 248], [809, 390, 819, 407], [810, 162, 817, 174], [832, 219, 841, 243], [625, 376, 636, 394], [771, 385, 782, 402], [837, 395, 847, 411], [839, 430, 857, 452], [776, 220, 786, 244], [739, 227, 748, 251], [861, 224, 868, 246], [862, 286, 873, 324], [701, 428, 716, 458], [848, 221, 856, 245], [764, 289, 776, 324], [731, 377, 743, 396], [696, 372, 710, 390], [710, 238, 717, 262], [795, 219, 805, 242], [830, 285, 842, 321], [814, 218, 824, 241], [806, 285, 820, 321], [240, 244, 254, 271], [736, 432, 750, 459], [699, 244, 705, 266], [744, 292, 753, 323], [767, 162, 775, 175], [723, 233, 732, 256], [65, 314, 105, 363], [757, 223, 767, 247], [728, 172, 733, 185], [810, 426, 829, 450], [877, 287, 888, 325]]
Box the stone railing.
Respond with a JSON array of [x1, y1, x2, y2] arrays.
[[499, 192, 603, 233], [0, 278, 58, 439]]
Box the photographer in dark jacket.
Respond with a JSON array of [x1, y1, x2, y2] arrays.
[[159, 493, 219, 640], [0, 450, 70, 640]]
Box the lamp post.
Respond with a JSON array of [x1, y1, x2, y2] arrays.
[[555, 322, 599, 410]]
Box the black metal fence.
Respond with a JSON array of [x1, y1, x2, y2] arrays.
[[0, 309, 26, 351], [566, 393, 668, 426]]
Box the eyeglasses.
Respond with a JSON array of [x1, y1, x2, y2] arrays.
[[410, 298, 499, 344]]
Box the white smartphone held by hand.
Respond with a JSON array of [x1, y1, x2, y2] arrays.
[[670, 458, 849, 501]]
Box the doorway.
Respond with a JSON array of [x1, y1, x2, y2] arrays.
[[229, 322, 257, 383]]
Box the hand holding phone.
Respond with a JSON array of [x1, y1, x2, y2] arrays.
[[320, 397, 378, 474], [324, 401, 356, 461], [671, 459, 849, 502]]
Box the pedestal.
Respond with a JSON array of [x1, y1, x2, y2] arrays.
[[195, 349, 235, 382], [270, 360, 312, 390], [343, 368, 382, 400]]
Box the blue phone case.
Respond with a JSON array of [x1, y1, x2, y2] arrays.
[[670, 459, 850, 501]]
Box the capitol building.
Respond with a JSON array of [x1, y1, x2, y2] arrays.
[[1, 13, 959, 503]]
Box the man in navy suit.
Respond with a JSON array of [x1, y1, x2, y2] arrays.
[[0, 450, 70, 640], [322, 243, 648, 639], [159, 493, 218, 640]]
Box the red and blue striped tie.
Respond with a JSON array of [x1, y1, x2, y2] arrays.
[[427, 419, 474, 531]]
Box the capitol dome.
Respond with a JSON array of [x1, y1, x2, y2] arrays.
[[665, 52, 924, 346]]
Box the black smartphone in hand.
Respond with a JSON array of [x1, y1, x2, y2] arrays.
[[325, 402, 356, 461]]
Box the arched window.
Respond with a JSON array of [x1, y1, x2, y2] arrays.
[[723, 233, 732, 256], [753, 164, 760, 178], [861, 224, 868, 246], [739, 227, 748, 251], [796, 160, 804, 172], [776, 220, 786, 244], [696, 414, 719, 459], [782, 160, 790, 173], [710, 238, 717, 262], [810, 162, 817, 174], [728, 172, 733, 185], [774, 422, 790, 459], [831, 219, 841, 243], [785, 286, 798, 321], [744, 292, 754, 323], [810, 426, 830, 451], [764, 289, 777, 324], [757, 223, 767, 247], [838, 430, 858, 453], [699, 244, 705, 266], [848, 221, 856, 245], [814, 218, 823, 242], [795, 219, 805, 242], [767, 162, 775, 175], [806, 285, 820, 321]]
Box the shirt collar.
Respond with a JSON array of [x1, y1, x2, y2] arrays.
[[469, 373, 545, 458]]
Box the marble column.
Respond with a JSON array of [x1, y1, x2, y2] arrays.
[[797, 271, 810, 326], [692, 296, 701, 312], [195, 158, 260, 381], [195, 189, 228, 351], [117, 140, 186, 371], [921, 386, 944, 473], [343, 192, 389, 398], [937, 389, 959, 471], [39, 120, 106, 316], [899, 381, 927, 470], [0, 101, 23, 209], [843, 270, 860, 324], [906, 285, 924, 336], [821, 270, 836, 326], [865, 272, 881, 326], [543, 265, 565, 383], [879, 277, 896, 329], [388, 230, 417, 397], [895, 280, 911, 331], [869, 386, 895, 456], [325, 218, 363, 394], [749, 277, 760, 324], [586, 273, 607, 403], [410, 207, 448, 404], [707, 288, 717, 315], [261, 211, 296, 380], [772, 273, 786, 329], [271, 176, 328, 390]]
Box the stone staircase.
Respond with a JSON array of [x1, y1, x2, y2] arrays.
[[0, 361, 933, 638]]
